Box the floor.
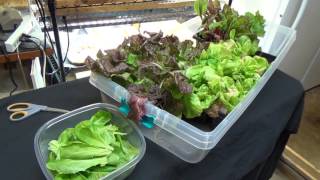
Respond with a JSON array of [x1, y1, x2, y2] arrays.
[[284, 87, 320, 179], [0, 65, 315, 180], [271, 161, 304, 180], [287, 87, 320, 169]]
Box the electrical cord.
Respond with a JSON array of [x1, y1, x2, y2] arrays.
[[34, 0, 48, 47], [22, 33, 59, 77], [20, 35, 47, 85], [34, 0, 54, 84], [16, 46, 29, 88], [34, 0, 56, 55], [21, 34, 41, 46], [62, 16, 70, 63], [29, 36, 41, 45], [35, 0, 67, 81], [0, 42, 18, 96]]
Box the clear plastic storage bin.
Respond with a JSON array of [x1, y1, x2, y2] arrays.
[[34, 103, 146, 180], [89, 21, 296, 163]]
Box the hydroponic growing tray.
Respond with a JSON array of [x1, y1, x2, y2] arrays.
[[89, 20, 296, 163]]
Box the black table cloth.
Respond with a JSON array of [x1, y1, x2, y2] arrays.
[[0, 70, 304, 180]]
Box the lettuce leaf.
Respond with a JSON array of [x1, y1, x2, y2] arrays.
[[194, 0, 265, 43], [59, 142, 112, 160], [47, 157, 108, 174], [46, 110, 138, 180], [183, 37, 269, 117], [86, 1, 269, 120]]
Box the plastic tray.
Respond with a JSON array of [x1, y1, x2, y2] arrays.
[[34, 103, 146, 180], [89, 22, 296, 163]]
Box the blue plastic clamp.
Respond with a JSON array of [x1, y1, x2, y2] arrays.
[[140, 114, 156, 129], [118, 97, 130, 116], [118, 97, 156, 128]]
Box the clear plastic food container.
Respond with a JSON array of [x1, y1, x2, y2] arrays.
[[89, 22, 296, 163], [34, 103, 146, 180]]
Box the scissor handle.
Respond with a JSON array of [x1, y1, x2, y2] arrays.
[[7, 102, 32, 112], [9, 111, 29, 121]]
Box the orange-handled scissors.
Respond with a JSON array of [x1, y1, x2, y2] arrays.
[[7, 102, 70, 122]]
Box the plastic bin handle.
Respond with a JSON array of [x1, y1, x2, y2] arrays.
[[118, 97, 156, 129]]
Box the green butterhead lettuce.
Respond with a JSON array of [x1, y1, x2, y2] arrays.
[[183, 36, 269, 118]]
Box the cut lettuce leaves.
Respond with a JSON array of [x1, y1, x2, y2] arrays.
[[59, 142, 113, 160], [46, 110, 138, 180], [47, 157, 108, 174]]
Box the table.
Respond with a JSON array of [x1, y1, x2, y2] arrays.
[[0, 70, 304, 180]]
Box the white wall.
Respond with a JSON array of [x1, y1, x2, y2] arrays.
[[278, 0, 320, 89], [232, 0, 289, 24], [302, 47, 320, 89]]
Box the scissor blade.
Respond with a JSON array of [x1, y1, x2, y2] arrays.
[[44, 107, 70, 113]]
